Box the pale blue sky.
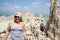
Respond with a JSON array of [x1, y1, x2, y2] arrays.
[[0, 0, 51, 17]]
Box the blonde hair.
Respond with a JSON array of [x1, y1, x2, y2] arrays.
[[14, 12, 24, 22]]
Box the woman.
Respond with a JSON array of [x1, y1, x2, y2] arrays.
[[3, 12, 27, 40]]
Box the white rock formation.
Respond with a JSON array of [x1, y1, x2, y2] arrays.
[[0, 11, 46, 40]]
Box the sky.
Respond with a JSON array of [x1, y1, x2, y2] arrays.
[[58, 0, 60, 6], [0, 0, 51, 17]]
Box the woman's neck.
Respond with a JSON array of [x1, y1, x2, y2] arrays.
[[14, 21, 21, 24]]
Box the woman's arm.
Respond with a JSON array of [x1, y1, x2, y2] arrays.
[[3, 22, 11, 40], [22, 22, 27, 40]]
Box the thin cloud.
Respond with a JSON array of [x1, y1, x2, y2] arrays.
[[3, 3, 21, 12], [33, 2, 38, 6], [22, 6, 30, 12], [14, 5, 21, 9], [45, 3, 50, 7], [23, 6, 29, 9], [2, 3, 31, 12], [31, 2, 41, 8], [4, 3, 9, 6]]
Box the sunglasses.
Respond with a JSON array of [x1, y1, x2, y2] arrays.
[[14, 16, 20, 19]]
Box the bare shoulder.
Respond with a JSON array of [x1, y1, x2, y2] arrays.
[[20, 22, 25, 26], [8, 20, 14, 25]]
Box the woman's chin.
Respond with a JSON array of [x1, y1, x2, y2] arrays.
[[15, 20, 20, 23]]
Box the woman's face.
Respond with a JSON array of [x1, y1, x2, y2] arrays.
[[14, 13, 21, 23]]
